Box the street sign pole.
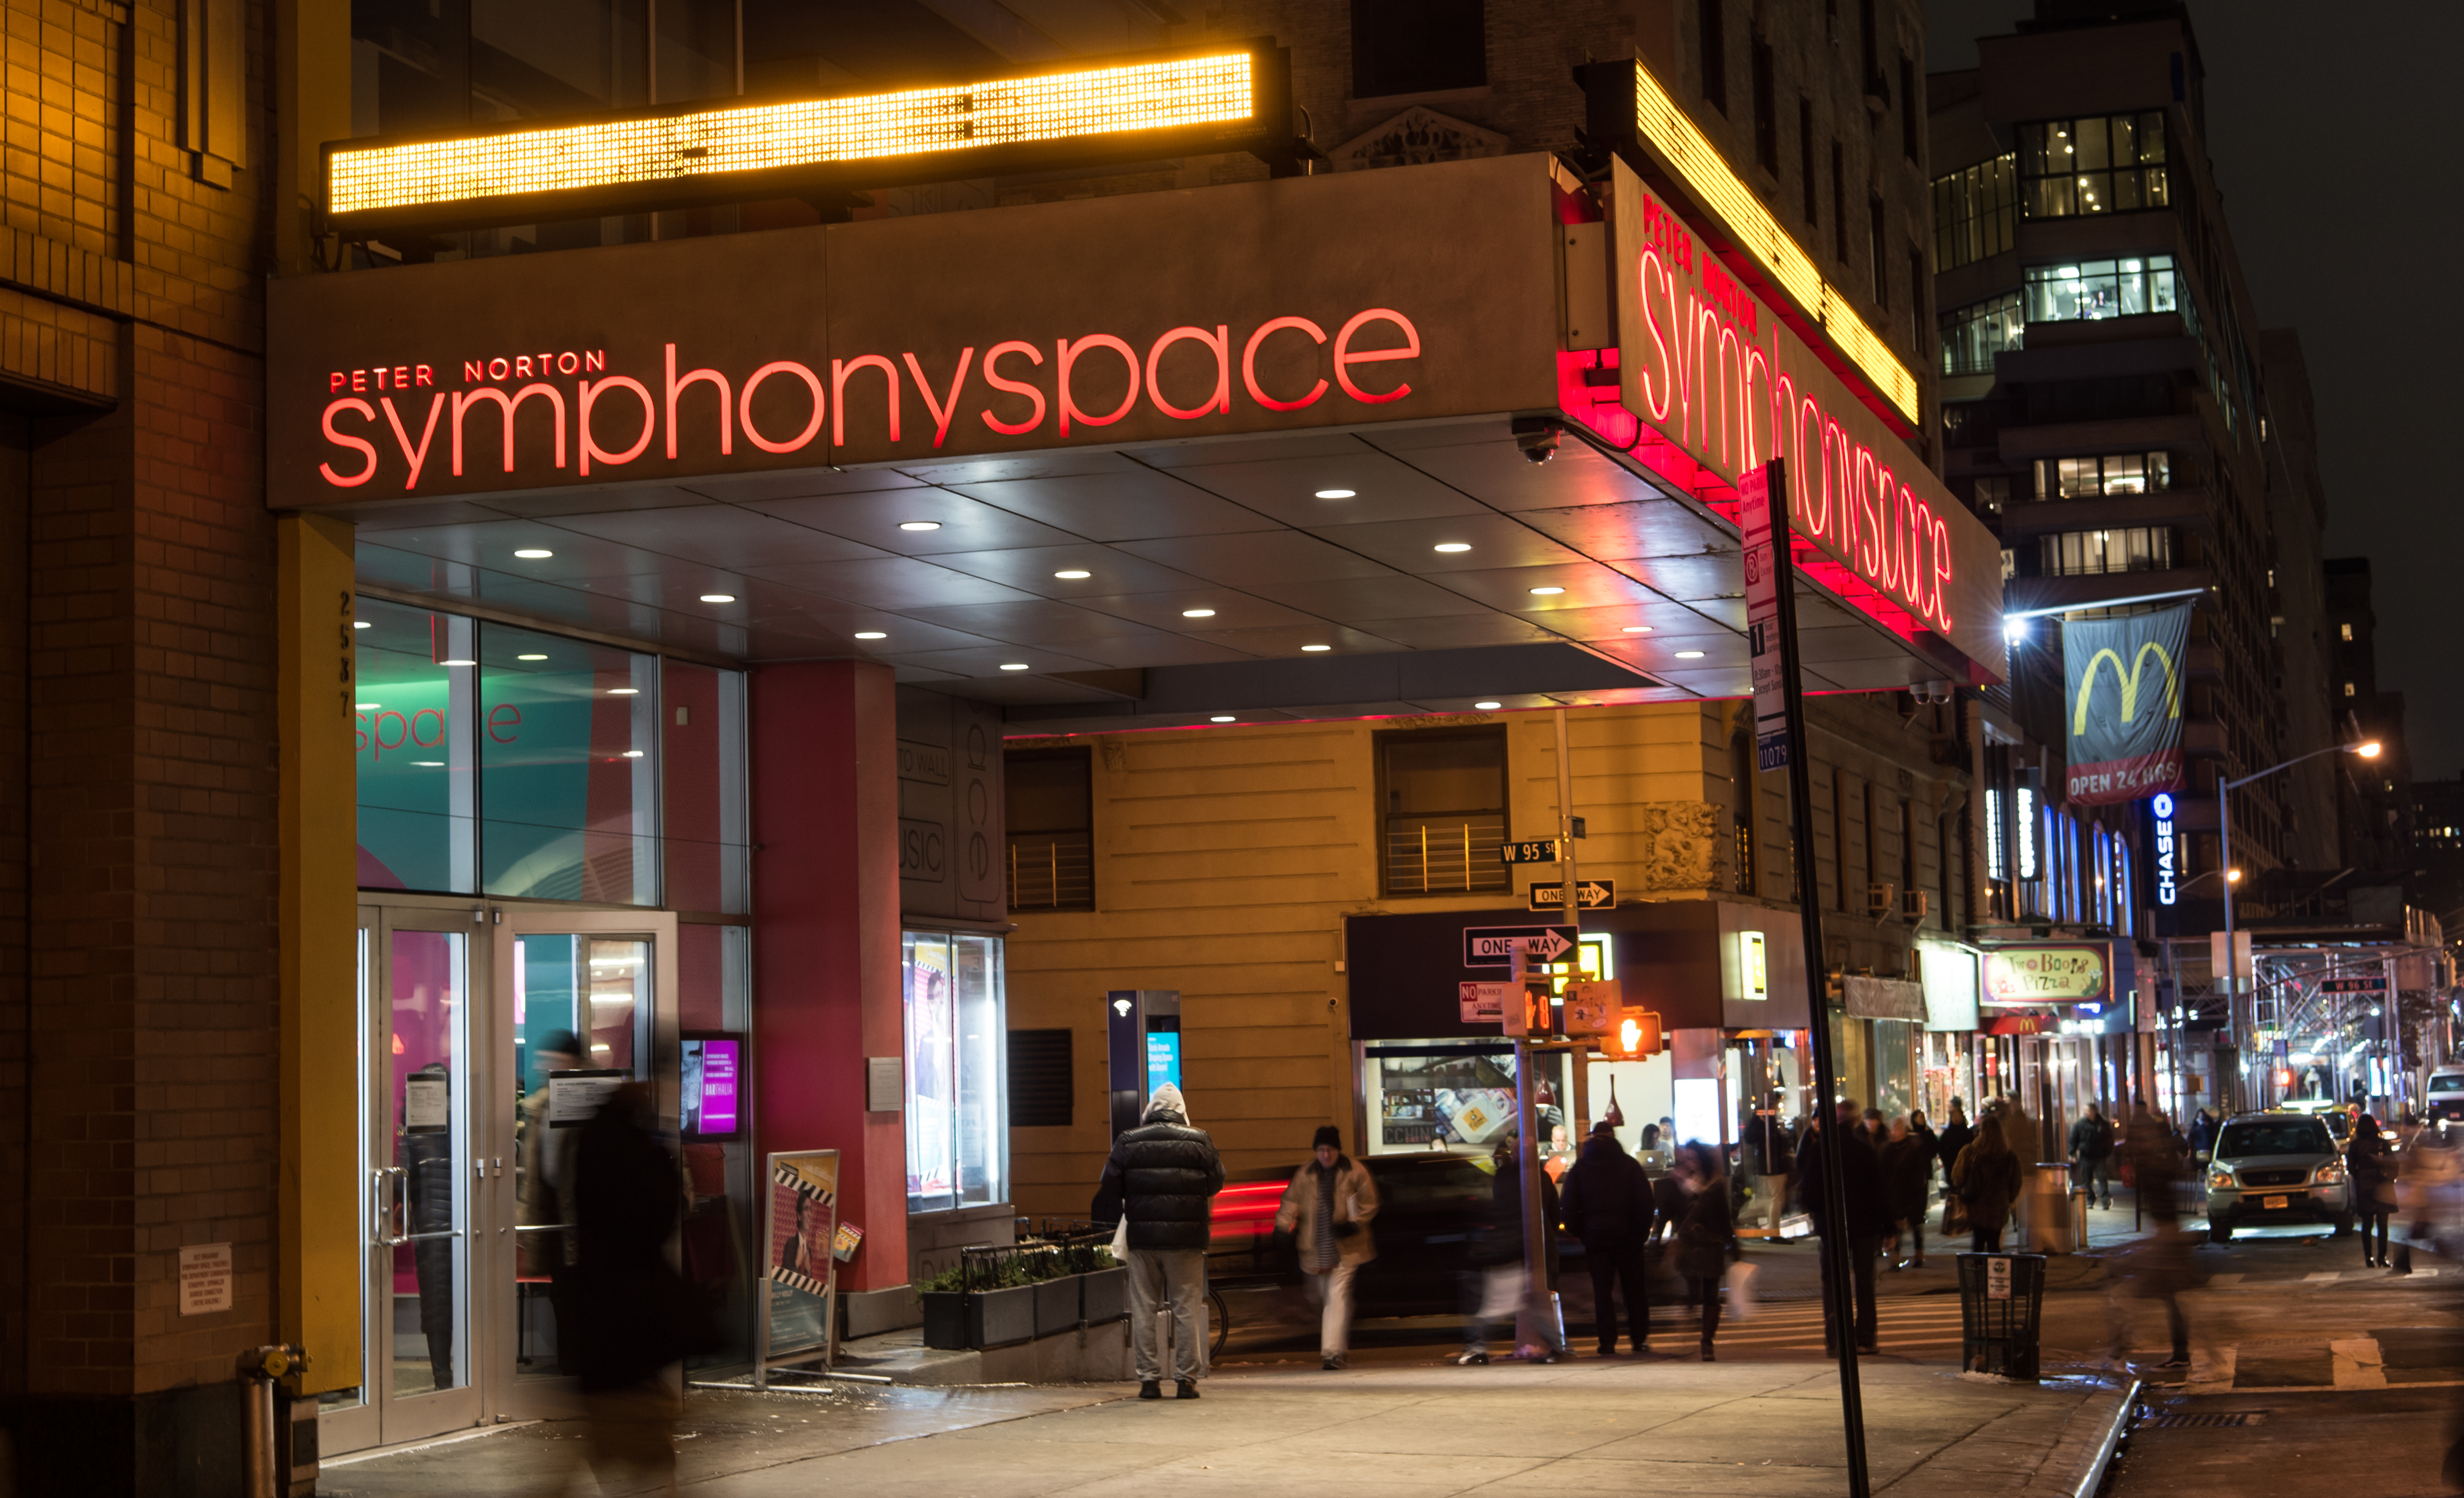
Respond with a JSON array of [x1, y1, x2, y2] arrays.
[[1749, 458, 1872, 1497]]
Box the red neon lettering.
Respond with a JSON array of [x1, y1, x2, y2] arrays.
[[464, 360, 484, 383], [1145, 325, 1230, 420], [902, 349, 976, 450], [487, 357, 509, 381], [351, 370, 367, 392], [410, 708, 446, 748], [579, 376, 656, 475], [380, 394, 445, 490], [1331, 309, 1420, 403], [557, 352, 579, 375], [451, 384, 566, 476], [1055, 335, 1139, 435], [373, 367, 388, 390], [329, 372, 346, 393], [980, 342, 1046, 435], [665, 344, 733, 459], [1239, 317, 1327, 411], [585, 351, 606, 372], [393, 365, 410, 389], [320, 398, 380, 487], [831, 355, 901, 446], [738, 361, 825, 453], [415, 364, 433, 386], [514, 356, 534, 378], [372, 709, 408, 760], [1637, 253, 1674, 422], [486, 703, 522, 744], [1933, 516, 1955, 632]]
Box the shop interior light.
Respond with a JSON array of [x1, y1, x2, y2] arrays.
[[353, 620, 372, 629], [1623, 61, 1920, 425], [608, 687, 640, 695], [622, 750, 645, 758], [517, 653, 548, 660], [355, 702, 379, 710], [326, 46, 1272, 231], [440, 658, 476, 666]]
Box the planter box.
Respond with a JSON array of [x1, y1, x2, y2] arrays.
[[1034, 1275, 1082, 1337], [920, 1291, 969, 1351], [1081, 1266, 1129, 1325], [970, 1283, 1038, 1349]]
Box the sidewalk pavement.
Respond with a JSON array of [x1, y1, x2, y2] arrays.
[[325, 1357, 2134, 1498]]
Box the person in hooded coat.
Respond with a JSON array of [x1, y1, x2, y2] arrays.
[[1275, 1124, 1379, 1370], [1094, 1083, 1223, 1400], [1559, 1120, 1654, 1355]]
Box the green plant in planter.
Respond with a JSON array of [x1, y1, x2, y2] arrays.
[[919, 1242, 1116, 1295]]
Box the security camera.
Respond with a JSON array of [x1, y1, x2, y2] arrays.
[[1511, 417, 1561, 465]]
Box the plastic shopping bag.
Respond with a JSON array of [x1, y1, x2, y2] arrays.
[[1723, 1259, 1760, 1321]]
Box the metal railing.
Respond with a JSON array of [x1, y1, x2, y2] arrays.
[[1008, 835, 1093, 911], [1382, 814, 1510, 895]]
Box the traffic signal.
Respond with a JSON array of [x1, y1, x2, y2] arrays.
[[1600, 1007, 1664, 1061]]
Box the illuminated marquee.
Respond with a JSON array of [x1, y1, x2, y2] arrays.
[[1584, 57, 1918, 428], [326, 45, 1285, 234]]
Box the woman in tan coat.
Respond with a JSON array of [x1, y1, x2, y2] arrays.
[[1276, 1125, 1380, 1370]]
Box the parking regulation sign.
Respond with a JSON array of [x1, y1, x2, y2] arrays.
[[1741, 462, 1790, 771], [1463, 924, 1578, 968]]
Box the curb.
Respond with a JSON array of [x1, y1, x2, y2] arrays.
[[2074, 1377, 2141, 1498]]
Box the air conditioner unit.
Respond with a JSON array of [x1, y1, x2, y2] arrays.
[[1867, 882, 1896, 918], [1902, 889, 1930, 922]]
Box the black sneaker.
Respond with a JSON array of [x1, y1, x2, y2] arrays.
[[2156, 1356, 2191, 1370], [1176, 1378, 1200, 1400], [1322, 1356, 1344, 1371], [1138, 1380, 1161, 1400]]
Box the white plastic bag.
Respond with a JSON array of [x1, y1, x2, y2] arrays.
[[1723, 1259, 1759, 1321]]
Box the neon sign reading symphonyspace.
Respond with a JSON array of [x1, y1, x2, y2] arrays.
[[312, 309, 1423, 489]]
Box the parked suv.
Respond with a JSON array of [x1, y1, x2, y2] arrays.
[[2206, 1112, 2351, 1243]]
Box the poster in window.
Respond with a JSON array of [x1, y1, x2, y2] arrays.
[[547, 1068, 627, 1127]]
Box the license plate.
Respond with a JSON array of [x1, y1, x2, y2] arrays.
[[2264, 1194, 2289, 1210]]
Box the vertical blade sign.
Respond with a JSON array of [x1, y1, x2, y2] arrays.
[[1742, 461, 1788, 770]]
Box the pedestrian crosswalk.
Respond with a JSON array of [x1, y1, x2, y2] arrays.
[[1644, 1297, 1971, 1354], [2206, 1267, 2437, 1289]]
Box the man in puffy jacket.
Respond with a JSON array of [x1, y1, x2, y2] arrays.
[[1560, 1122, 1654, 1356], [1094, 1083, 1223, 1400]]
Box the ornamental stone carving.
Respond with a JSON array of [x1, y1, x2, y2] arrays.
[[1638, 802, 1723, 892]]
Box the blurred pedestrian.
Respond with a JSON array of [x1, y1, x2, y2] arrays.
[[557, 1082, 712, 1498], [1951, 1105, 2023, 1252], [2068, 1103, 2116, 1208], [2102, 1100, 2194, 1373], [2349, 1112, 2398, 1268], [1669, 1142, 1740, 1361], [2188, 1106, 2218, 1163], [1936, 1100, 1975, 1238], [1747, 1092, 1796, 1231], [1792, 1099, 1884, 1356], [1648, 1158, 1688, 1246], [1459, 1134, 1564, 1364], [1275, 1125, 1379, 1370], [1561, 1120, 1654, 1356], [1095, 1083, 1223, 1400], [2393, 1124, 2459, 1275], [1881, 1116, 1934, 1270]]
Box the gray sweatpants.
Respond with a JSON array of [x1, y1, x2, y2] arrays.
[[1128, 1247, 1208, 1382]]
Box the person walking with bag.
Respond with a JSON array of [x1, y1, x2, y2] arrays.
[[2349, 1112, 2399, 1268], [1670, 1142, 1741, 1360], [1561, 1120, 1654, 1356], [1093, 1083, 1223, 1400], [1952, 1106, 2023, 1252], [1935, 1100, 1975, 1239], [1274, 1125, 1379, 1370]]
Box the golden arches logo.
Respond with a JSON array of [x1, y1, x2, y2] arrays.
[[2072, 642, 2181, 736]]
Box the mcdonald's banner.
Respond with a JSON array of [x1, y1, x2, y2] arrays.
[[2061, 603, 2191, 805]]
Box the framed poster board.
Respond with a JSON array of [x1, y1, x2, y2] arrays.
[[757, 1149, 840, 1385]]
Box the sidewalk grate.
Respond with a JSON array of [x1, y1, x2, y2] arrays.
[[2139, 1411, 2265, 1429]]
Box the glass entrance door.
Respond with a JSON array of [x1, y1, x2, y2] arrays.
[[488, 907, 678, 1424]]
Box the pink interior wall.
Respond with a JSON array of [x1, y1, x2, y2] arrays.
[[748, 660, 907, 1291]]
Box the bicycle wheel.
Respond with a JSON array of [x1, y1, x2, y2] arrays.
[[1208, 1287, 1230, 1358]]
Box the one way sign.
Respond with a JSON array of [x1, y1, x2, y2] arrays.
[[1528, 880, 1615, 912], [1463, 924, 1578, 968]]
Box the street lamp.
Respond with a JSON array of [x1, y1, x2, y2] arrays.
[[2219, 739, 2381, 1106]]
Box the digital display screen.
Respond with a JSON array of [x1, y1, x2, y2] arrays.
[[682, 1034, 743, 1140], [1145, 1030, 1181, 1098]]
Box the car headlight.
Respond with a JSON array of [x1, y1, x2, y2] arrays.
[[2314, 1162, 2346, 1185], [2208, 1168, 2235, 1191]]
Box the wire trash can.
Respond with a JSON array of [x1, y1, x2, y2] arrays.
[[1957, 1252, 2046, 1381]]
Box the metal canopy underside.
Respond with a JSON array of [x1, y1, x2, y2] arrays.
[[345, 415, 1951, 731]]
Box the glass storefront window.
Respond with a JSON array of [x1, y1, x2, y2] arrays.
[[661, 661, 749, 914], [903, 931, 1007, 1213], [478, 623, 659, 904], [356, 598, 477, 893]]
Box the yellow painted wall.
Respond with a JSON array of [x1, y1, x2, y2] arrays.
[[277, 515, 361, 1394]]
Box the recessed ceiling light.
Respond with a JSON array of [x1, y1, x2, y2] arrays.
[[1433, 542, 1472, 553], [440, 658, 476, 667], [517, 653, 548, 661], [1210, 715, 1235, 723], [353, 620, 372, 629], [1054, 569, 1092, 579], [410, 760, 442, 767], [608, 687, 640, 695], [998, 663, 1031, 671], [1302, 644, 1331, 652], [898, 520, 942, 532], [355, 702, 379, 710], [1475, 701, 1503, 711], [854, 631, 887, 641], [699, 593, 736, 603], [1181, 608, 1216, 618], [1314, 488, 1356, 499], [1675, 650, 1706, 659], [622, 750, 645, 759], [1528, 586, 1565, 596], [513, 548, 554, 559]]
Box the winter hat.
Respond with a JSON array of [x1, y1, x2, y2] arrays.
[[1143, 1083, 1189, 1123], [1312, 1125, 1343, 1151]]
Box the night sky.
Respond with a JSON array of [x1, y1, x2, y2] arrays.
[[1927, 1, 2461, 781]]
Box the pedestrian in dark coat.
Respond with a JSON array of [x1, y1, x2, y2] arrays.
[[1791, 1099, 1887, 1353], [1094, 1083, 1224, 1398], [1669, 1142, 1740, 1361], [1560, 1122, 1654, 1354], [2349, 1114, 2398, 1268], [1460, 1137, 1564, 1362], [1951, 1107, 2023, 1252], [1880, 1117, 1935, 1269], [1935, 1100, 1975, 1235]]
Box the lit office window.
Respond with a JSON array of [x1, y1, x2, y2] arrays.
[[2038, 527, 2175, 576], [2016, 113, 2169, 217], [1932, 153, 2015, 271], [1939, 290, 2024, 376], [2032, 452, 2172, 498], [2024, 256, 2178, 323]]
